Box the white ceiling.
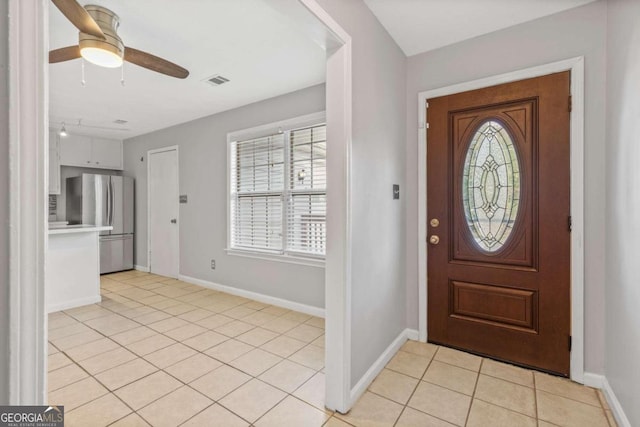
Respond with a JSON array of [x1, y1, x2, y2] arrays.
[[363, 0, 597, 57], [49, 0, 326, 139]]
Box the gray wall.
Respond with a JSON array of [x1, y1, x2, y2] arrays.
[[405, 0, 607, 374], [605, 0, 640, 424], [315, 0, 408, 387], [0, 0, 9, 405], [124, 84, 326, 309]]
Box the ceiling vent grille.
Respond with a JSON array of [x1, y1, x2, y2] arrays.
[[205, 75, 230, 86], [113, 119, 128, 124]]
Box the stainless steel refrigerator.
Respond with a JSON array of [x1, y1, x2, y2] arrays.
[[66, 174, 134, 274]]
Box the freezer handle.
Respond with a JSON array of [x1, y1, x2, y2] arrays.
[[109, 178, 114, 226], [100, 234, 133, 242]]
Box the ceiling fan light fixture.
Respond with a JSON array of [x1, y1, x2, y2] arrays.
[[80, 46, 123, 68], [59, 122, 68, 137]]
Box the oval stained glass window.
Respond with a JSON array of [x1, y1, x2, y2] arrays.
[[462, 120, 521, 252]]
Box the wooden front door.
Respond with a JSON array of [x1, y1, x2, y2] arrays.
[[426, 72, 571, 376]]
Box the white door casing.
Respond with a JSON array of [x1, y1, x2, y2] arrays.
[[148, 147, 180, 278]]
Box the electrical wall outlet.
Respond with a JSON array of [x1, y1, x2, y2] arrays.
[[211, 259, 216, 270]]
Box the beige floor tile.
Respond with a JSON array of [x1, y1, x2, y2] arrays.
[[597, 389, 610, 410], [369, 369, 419, 404], [230, 348, 283, 376], [77, 347, 137, 375], [118, 305, 158, 319], [144, 343, 197, 368], [215, 320, 255, 337], [51, 329, 103, 351], [182, 403, 249, 427], [48, 364, 89, 392], [126, 333, 175, 356], [48, 322, 91, 340], [386, 350, 431, 379], [48, 313, 80, 330], [537, 421, 559, 427], [534, 372, 601, 407], [178, 308, 215, 322], [395, 407, 456, 427], [94, 358, 157, 390], [285, 324, 325, 343], [434, 347, 482, 372], [467, 399, 536, 427], [109, 326, 157, 346], [115, 371, 182, 410], [243, 311, 279, 326], [537, 390, 609, 427], [147, 316, 190, 333], [48, 342, 60, 355], [259, 359, 316, 393], [289, 344, 325, 370], [134, 310, 173, 325], [138, 385, 212, 427], [182, 330, 229, 351], [223, 305, 258, 319], [69, 307, 115, 322], [48, 352, 73, 371], [164, 323, 208, 341], [195, 313, 235, 329], [401, 340, 438, 359], [256, 395, 330, 427], [48, 377, 109, 411], [423, 360, 478, 395], [65, 394, 131, 427], [407, 382, 471, 427], [475, 374, 535, 417], [205, 339, 254, 363], [65, 337, 120, 361], [84, 314, 139, 336], [236, 327, 279, 347], [311, 334, 325, 348], [337, 391, 403, 427], [305, 316, 325, 329], [190, 365, 252, 400], [262, 316, 301, 333], [293, 372, 326, 410], [282, 311, 312, 323], [219, 379, 287, 423], [262, 305, 290, 316], [164, 353, 222, 383], [481, 358, 534, 387], [606, 409, 618, 427], [162, 302, 197, 316], [243, 300, 269, 310], [260, 335, 307, 358], [110, 413, 151, 427]]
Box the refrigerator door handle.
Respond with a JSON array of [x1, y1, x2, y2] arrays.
[[109, 178, 115, 226]]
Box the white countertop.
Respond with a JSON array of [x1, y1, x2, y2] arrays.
[[48, 225, 113, 235]]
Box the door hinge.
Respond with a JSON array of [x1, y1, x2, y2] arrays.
[[568, 215, 572, 232], [568, 335, 572, 352], [568, 95, 572, 113]]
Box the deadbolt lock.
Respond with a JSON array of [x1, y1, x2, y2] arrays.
[[430, 218, 440, 227], [429, 235, 440, 245]]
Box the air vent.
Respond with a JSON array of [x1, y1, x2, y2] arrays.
[[205, 75, 230, 86], [113, 119, 128, 125]]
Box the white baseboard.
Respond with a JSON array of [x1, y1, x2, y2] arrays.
[[406, 329, 420, 341], [583, 372, 604, 388], [134, 265, 150, 273], [349, 328, 412, 407], [47, 295, 102, 314], [178, 274, 325, 318], [601, 376, 632, 427]]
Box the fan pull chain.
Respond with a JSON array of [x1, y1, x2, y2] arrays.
[[121, 63, 125, 86], [81, 58, 86, 87]]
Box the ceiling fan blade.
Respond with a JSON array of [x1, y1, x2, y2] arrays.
[[49, 45, 81, 63], [51, 0, 106, 40], [124, 47, 189, 79]]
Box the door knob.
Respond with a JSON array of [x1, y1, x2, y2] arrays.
[[429, 235, 440, 245], [430, 218, 440, 227], [170, 219, 177, 224]]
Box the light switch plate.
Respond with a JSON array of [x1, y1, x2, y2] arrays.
[[179, 195, 188, 204], [393, 184, 400, 200]]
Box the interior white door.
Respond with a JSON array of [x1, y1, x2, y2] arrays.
[[148, 148, 179, 278]]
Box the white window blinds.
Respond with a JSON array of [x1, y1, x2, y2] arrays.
[[229, 123, 326, 258]]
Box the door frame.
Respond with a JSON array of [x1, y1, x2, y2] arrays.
[[417, 57, 585, 383], [147, 145, 180, 277]]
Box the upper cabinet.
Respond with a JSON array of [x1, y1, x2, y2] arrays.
[[59, 133, 123, 170]]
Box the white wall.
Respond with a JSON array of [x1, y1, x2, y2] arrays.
[[314, 0, 407, 387], [0, 0, 9, 404], [605, 0, 640, 425], [124, 84, 326, 309], [405, 0, 607, 374]]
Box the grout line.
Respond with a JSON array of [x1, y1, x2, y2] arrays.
[[464, 357, 483, 426]]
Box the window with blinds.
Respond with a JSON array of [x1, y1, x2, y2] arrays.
[[229, 123, 326, 258]]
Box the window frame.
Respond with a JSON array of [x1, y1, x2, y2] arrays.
[[226, 112, 326, 268]]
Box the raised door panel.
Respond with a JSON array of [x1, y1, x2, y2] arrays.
[[91, 138, 123, 170], [59, 133, 92, 167]]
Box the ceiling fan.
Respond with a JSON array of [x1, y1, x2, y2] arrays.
[[49, 0, 189, 79]]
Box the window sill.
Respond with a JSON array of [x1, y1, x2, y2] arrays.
[[225, 248, 325, 268]]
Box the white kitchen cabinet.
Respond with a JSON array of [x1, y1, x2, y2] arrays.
[[59, 133, 123, 170], [48, 130, 61, 194]]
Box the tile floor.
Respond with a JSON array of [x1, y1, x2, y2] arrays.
[[47, 271, 616, 426]]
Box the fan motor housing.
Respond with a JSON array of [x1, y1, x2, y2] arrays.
[[78, 5, 124, 66]]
